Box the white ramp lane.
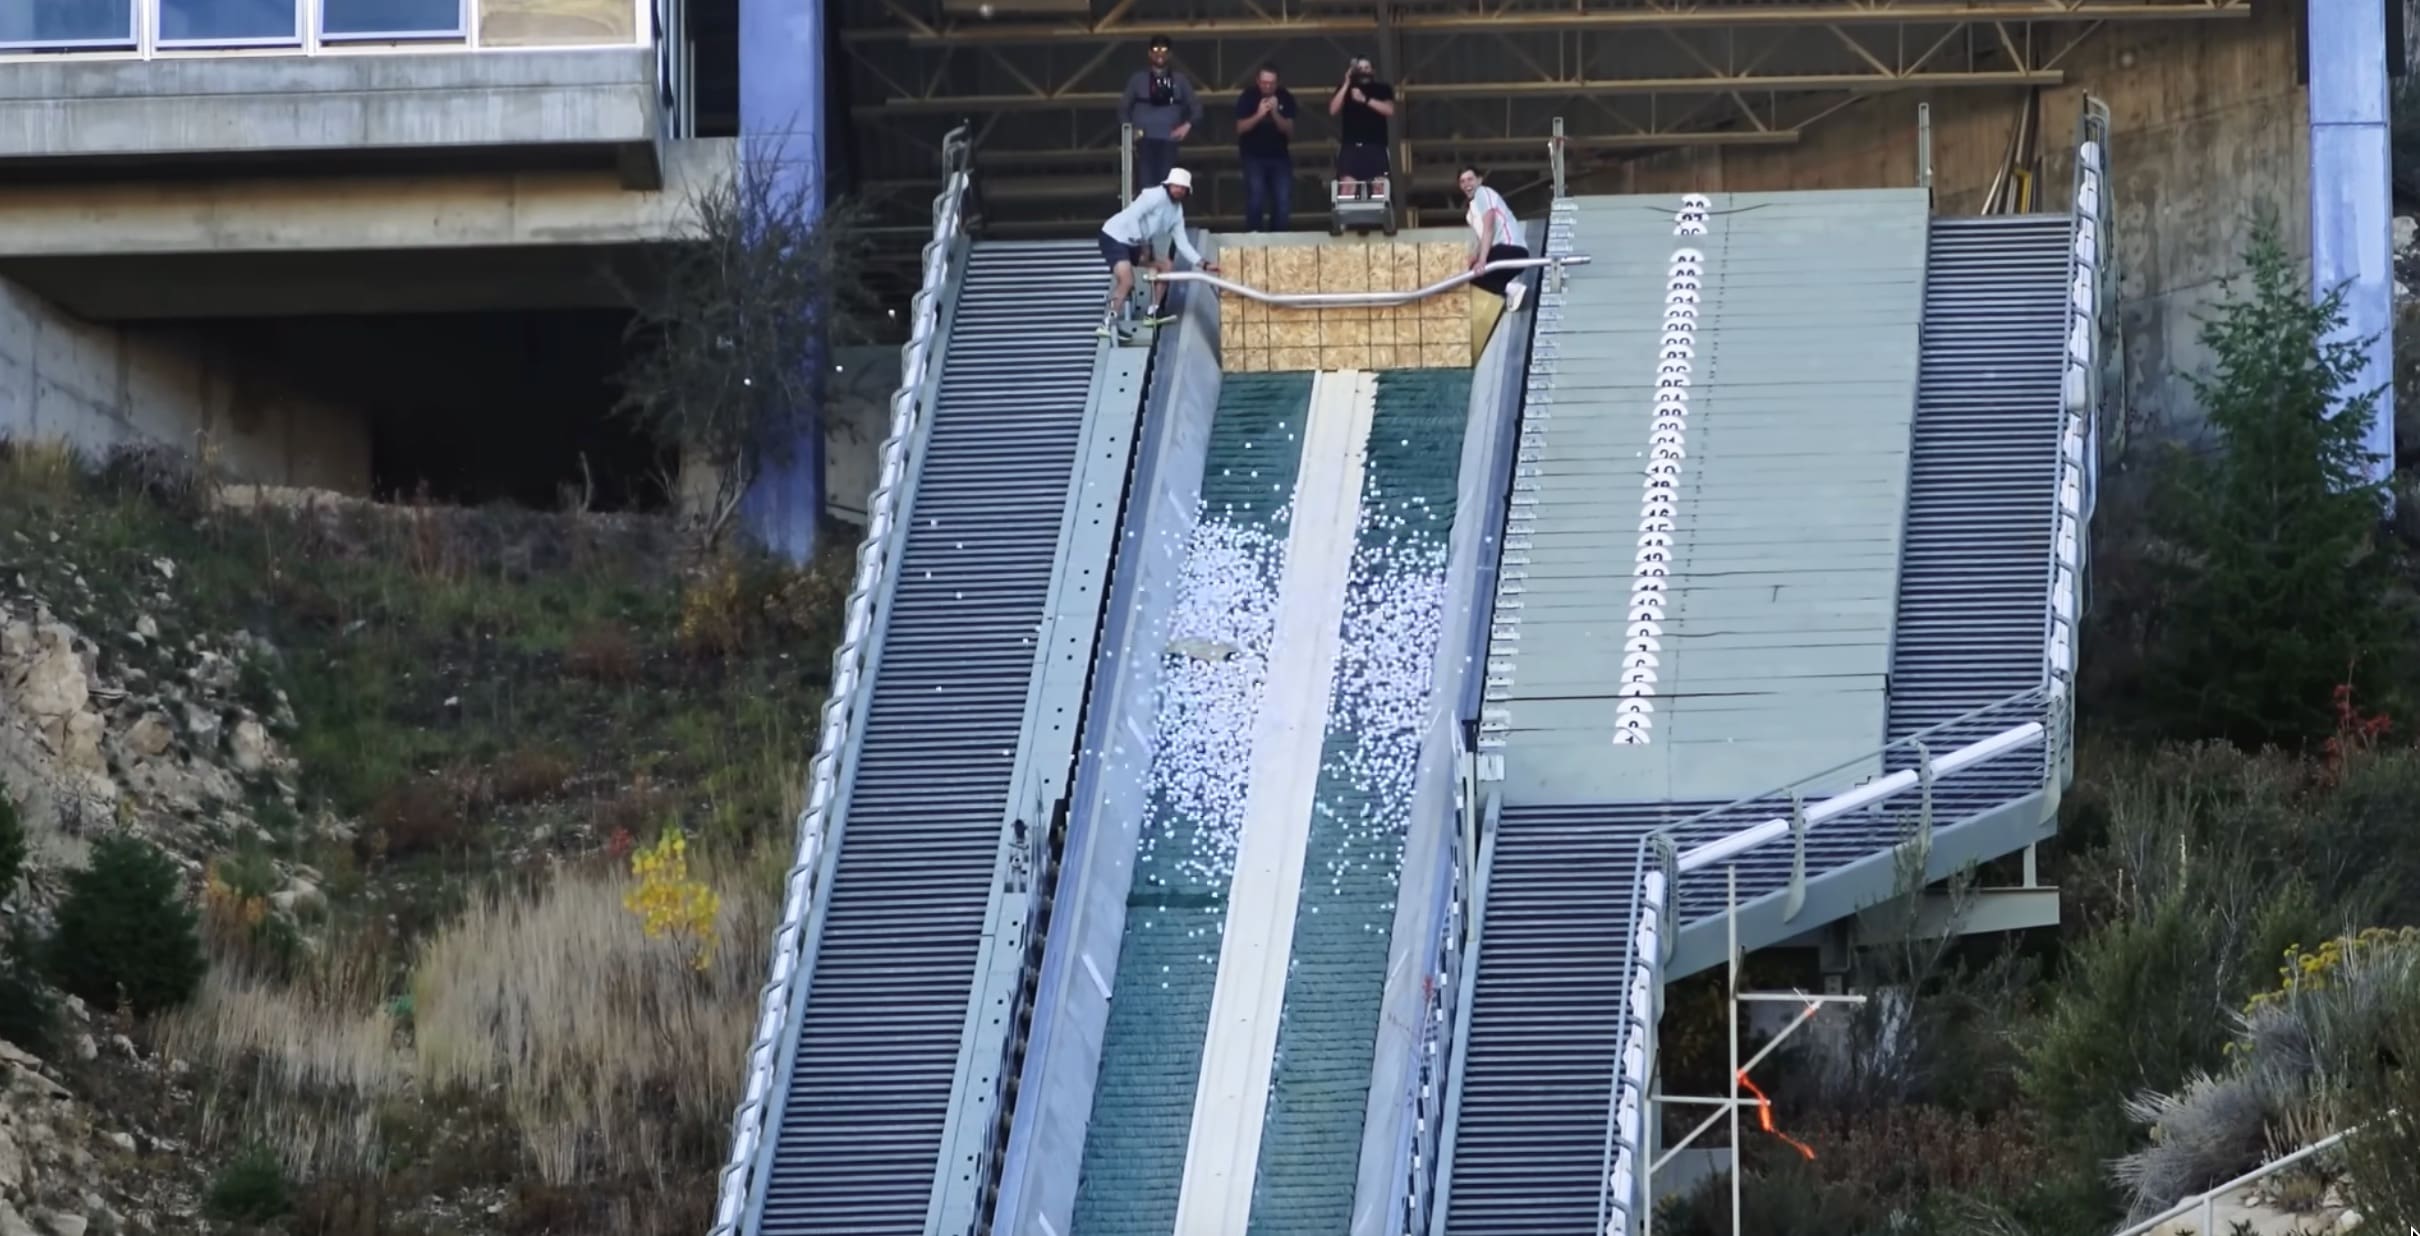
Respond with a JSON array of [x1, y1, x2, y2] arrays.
[[1172, 370, 1379, 1236]]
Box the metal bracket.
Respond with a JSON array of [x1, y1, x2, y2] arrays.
[[1550, 116, 1568, 200], [1916, 102, 1935, 190], [1783, 793, 1808, 922]]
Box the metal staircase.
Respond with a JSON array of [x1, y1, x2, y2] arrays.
[[1886, 214, 2074, 754], [720, 236, 1120, 1236]]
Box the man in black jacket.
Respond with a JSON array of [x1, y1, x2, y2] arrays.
[[1328, 57, 1396, 200], [1233, 63, 1298, 231]]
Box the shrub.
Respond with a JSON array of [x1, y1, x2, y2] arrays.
[[0, 786, 23, 898], [364, 775, 473, 861], [47, 833, 206, 1016], [2138, 209, 2398, 747], [564, 624, 641, 683], [0, 928, 56, 1055], [410, 851, 775, 1187], [205, 1143, 293, 1222], [623, 825, 720, 971], [493, 748, 575, 805]]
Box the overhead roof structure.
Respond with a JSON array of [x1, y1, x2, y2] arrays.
[[837, 0, 2243, 286]]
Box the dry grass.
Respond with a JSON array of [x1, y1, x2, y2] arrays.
[[410, 849, 780, 1187], [158, 927, 407, 1182]]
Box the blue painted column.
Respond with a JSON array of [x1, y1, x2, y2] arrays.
[[2309, 0, 2397, 484], [737, 0, 828, 562]]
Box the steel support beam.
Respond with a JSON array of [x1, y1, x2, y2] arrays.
[[852, 69, 2062, 114], [844, 0, 2248, 44]]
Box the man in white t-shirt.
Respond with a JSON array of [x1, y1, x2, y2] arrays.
[[1459, 166, 1531, 311], [1097, 167, 1220, 338]]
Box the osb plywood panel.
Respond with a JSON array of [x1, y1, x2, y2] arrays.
[[479, 0, 635, 46], [1220, 242, 1473, 373]]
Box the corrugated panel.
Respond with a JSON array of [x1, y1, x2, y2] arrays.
[[1884, 216, 2071, 761], [752, 240, 1109, 1236]]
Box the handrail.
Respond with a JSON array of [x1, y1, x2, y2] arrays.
[[706, 123, 975, 1236], [2110, 1123, 2368, 1236], [1147, 254, 1591, 308]]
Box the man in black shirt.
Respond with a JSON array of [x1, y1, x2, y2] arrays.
[[1122, 35, 1201, 195], [1327, 57, 1396, 200], [1233, 63, 1298, 231]]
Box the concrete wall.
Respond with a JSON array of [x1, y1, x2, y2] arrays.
[[0, 275, 370, 491], [0, 48, 663, 186], [1602, 5, 2309, 431]]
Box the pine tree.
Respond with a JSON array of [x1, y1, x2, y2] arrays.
[[47, 833, 206, 1015], [2145, 210, 2397, 746]]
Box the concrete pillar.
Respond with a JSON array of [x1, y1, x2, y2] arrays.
[[736, 0, 827, 563], [2308, 0, 2396, 483]]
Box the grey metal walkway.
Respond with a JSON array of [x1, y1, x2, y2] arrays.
[[1437, 201, 2075, 1236], [1884, 215, 2072, 760], [749, 241, 1112, 1236]]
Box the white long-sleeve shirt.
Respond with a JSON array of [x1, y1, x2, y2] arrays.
[[1467, 185, 1520, 250], [1102, 187, 1205, 266]]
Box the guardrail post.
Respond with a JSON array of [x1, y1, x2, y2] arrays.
[[1783, 793, 1808, 922], [1651, 835, 1680, 965], [1916, 103, 1934, 191], [1550, 116, 1568, 200], [1911, 740, 1935, 868], [1120, 122, 1136, 208]]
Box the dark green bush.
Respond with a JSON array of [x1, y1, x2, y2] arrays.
[[204, 1143, 292, 1222], [0, 786, 24, 898], [0, 926, 55, 1055], [47, 833, 206, 1015]]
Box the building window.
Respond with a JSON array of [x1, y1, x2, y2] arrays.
[[0, 0, 137, 47], [158, 0, 302, 43], [322, 0, 465, 37], [479, 0, 634, 47]]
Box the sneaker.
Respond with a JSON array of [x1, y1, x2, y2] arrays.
[[1142, 313, 1179, 328], [1506, 280, 1529, 312]]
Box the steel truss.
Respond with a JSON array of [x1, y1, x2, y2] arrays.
[[839, 0, 2240, 293]]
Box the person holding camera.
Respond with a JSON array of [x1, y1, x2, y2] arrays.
[[1233, 63, 1299, 232], [1328, 57, 1396, 200], [1122, 35, 1202, 195]]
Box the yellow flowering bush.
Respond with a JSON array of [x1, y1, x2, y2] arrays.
[[2244, 927, 2420, 1018], [622, 827, 721, 971]]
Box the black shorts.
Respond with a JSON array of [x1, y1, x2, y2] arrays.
[[1335, 143, 1390, 182], [1099, 232, 1146, 269], [1472, 243, 1530, 296]]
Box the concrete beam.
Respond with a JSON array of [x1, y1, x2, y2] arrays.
[[0, 47, 665, 188], [0, 137, 730, 261]]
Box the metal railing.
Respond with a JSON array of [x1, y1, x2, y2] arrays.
[[2111, 1124, 2367, 1236], [1150, 254, 1591, 308], [706, 124, 975, 1236], [0, 0, 654, 57], [1385, 719, 1478, 1236]]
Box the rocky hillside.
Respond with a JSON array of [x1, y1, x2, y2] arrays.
[[0, 445, 848, 1236]]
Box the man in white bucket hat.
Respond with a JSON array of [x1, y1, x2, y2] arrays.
[[1098, 166, 1219, 339]]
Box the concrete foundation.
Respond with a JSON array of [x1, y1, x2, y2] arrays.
[[1604, 2, 2310, 432], [0, 275, 371, 491]]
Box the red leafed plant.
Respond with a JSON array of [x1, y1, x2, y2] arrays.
[[605, 826, 637, 863], [2321, 679, 2391, 784]]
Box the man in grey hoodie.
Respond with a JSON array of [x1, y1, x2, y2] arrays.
[[1123, 35, 1201, 196]]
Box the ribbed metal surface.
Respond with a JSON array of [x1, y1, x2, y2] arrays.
[[1442, 216, 2075, 1236], [1885, 216, 2071, 761], [753, 240, 1108, 1236]]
